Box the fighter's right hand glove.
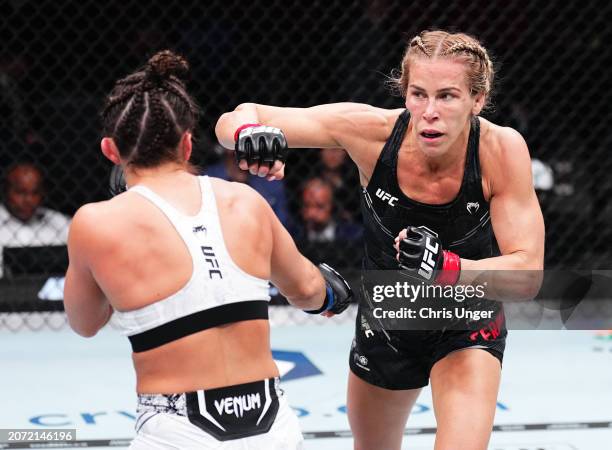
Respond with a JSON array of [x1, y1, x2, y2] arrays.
[[234, 124, 288, 170], [396, 226, 461, 286], [304, 263, 353, 315]]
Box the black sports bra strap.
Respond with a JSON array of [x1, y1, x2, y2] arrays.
[[380, 110, 410, 166], [466, 116, 481, 185]]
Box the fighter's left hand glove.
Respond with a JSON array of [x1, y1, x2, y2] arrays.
[[304, 263, 353, 315], [396, 226, 461, 286]]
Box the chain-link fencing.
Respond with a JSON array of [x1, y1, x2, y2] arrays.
[[1, 0, 611, 328]]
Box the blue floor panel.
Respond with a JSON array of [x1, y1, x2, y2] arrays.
[[1, 323, 611, 449]]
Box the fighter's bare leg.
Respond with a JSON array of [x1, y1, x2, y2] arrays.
[[347, 371, 422, 450], [430, 349, 501, 450]]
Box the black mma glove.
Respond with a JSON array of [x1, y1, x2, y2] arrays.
[[234, 124, 288, 168], [109, 165, 127, 197], [398, 226, 461, 286], [305, 263, 353, 315]]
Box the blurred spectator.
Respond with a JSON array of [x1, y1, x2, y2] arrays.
[[0, 162, 71, 277], [291, 178, 362, 243], [317, 147, 361, 221], [290, 178, 363, 268], [205, 147, 290, 227]]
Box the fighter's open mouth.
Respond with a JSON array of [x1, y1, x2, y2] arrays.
[[421, 132, 443, 138]]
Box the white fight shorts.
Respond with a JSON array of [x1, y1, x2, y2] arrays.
[[130, 378, 303, 449]]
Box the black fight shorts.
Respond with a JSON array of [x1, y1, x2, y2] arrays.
[[349, 307, 507, 390]]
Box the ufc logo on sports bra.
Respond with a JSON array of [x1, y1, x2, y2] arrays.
[[417, 238, 439, 280], [375, 188, 398, 207], [201, 246, 223, 279]]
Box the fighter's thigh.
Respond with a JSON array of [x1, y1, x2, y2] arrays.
[[430, 349, 501, 450], [347, 371, 421, 450]]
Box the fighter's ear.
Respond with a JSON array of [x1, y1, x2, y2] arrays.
[[180, 132, 192, 162], [101, 138, 121, 165], [472, 92, 485, 116]]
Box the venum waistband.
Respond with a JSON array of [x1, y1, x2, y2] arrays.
[[137, 377, 281, 441]]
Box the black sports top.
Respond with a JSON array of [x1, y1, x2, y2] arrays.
[[360, 110, 499, 270]]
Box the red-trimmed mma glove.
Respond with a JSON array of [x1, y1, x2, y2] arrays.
[[305, 263, 353, 315], [234, 124, 288, 169], [397, 226, 461, 286]]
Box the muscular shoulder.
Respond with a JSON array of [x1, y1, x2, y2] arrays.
[[323, 104, 403, 183], [70, 191, 151, 244], [209, 177, 264, 204], [208, 178, 274, 262], [479, 118, 533, 196], [209, 177, 271, 222], [328, 103, 402, 143], [71, 198, 123, 232], [480, 119, 528, 154], [68, 200, 119, 262]]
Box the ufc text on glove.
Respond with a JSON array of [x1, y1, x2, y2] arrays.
[[397, 226, 461, 286]]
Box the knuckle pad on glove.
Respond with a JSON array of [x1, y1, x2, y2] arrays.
[[399, 239, 420, 255], [235, 138, 253, 164]]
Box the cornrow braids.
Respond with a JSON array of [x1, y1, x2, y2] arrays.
[[409, 36, 429, 57], [443, 42, 489, 75], [392, 30, 495, 110], [101, 86, 138, 124], [130, 87, 174, 167], [101, 73, 148, 124], [100, 50, 200, 168], [445, 40, 493, 95], [115, 72, 146, 87], [442, 42, 487, 61], [163, 82, 199, 118], [113, 83, 149, 162], [129, 91, 150, 163], [160, 96, 182, 137]]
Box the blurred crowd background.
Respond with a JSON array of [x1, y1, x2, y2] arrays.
[[1, 0, 611, 281]]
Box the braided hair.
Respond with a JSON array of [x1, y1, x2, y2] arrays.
[[101, 50, 200, 167], [392, 30, 495, 111]]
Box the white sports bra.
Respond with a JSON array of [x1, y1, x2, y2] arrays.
[[113, 176, 270, 352]]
